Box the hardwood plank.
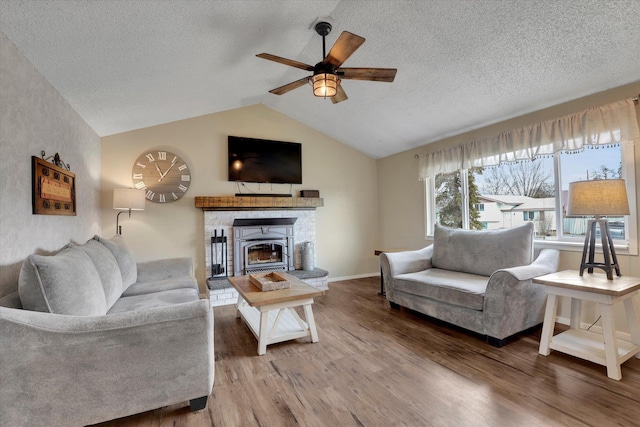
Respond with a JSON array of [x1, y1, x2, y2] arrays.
[[92, 277, 640, 427]]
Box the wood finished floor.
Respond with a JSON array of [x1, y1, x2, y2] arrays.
[[95, 277, 640, 427]]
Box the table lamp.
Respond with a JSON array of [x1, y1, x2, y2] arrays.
[[113, 188, 145, 235], [566, 179, 630, 280]]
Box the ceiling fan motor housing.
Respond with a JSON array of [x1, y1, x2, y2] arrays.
[[313, 61, 337, 77]]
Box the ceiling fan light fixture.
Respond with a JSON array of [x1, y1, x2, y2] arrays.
[[310, 73, 340, 97]]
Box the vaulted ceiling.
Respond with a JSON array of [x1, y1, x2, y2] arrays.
[[2, 1, 639, 159]]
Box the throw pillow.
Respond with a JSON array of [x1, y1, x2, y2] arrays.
[[78, 238, 124, 309], [94, 235, 137, 289], [18, 245, 107, 315]]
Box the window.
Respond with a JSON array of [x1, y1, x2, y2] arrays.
[[425, 143, 637, 253]]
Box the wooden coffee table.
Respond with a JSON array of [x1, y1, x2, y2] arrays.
[[534, 270, 640, 380], [228, 272, 325, 355]]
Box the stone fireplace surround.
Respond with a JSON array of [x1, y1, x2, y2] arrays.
[[203, 207, 327, 306], [205, 209, 316, 275]]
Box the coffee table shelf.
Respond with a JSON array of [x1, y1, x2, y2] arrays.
[[237, 301, 312, 346]]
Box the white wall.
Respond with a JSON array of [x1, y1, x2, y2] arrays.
[[100, 104, 380, 292], [0, 32, 101, 298], [378, 81, 640, 332]]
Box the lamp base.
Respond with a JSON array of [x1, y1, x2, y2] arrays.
[[579, 219, 621, 280]]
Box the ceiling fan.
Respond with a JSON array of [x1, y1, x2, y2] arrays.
[[256, 21, 397, 104]]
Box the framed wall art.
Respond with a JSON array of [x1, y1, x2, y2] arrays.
[[32, 155, 76, 216]]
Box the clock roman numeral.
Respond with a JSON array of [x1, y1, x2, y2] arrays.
[[181, 175, 190, 181], [136, 162, 146, 169], [172, 155, 178, 164], [145, 190, 155, 200], [172, 192, 178, 200], [145, 153, 155, 162], [158, 151, 166, 160], [135, 181, 147, 190], [158, 194, 166, 203], [178, 184, 188, 192], [133, 173, 143, 180], [178, 164, 187, 171]]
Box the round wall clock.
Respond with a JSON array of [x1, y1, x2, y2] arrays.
[[132, 150, 191, 203]]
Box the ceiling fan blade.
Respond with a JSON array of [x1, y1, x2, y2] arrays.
[[338, 67, 397, 82], [331, 85, 348, 104], [324, 31, 365, 67], [256, 53, 314, 71], [268, 77, 310, 95]]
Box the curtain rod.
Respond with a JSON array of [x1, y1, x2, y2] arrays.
[[414, 95, 639, 159]]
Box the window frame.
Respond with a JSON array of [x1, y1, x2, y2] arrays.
[[424, 143, 637, 255]]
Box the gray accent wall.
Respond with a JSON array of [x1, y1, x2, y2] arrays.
[[0, 32, 101, 298]]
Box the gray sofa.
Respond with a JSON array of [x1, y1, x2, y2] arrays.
[[0, 235, 214, 426], [381, 223, 559, 346]]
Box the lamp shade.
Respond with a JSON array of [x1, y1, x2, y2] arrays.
[[566, 179, 629, 216], [310, 73, 339, 97], [113, 188, 145, 211]]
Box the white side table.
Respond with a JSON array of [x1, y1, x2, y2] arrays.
[[534, 270, 640, 380]]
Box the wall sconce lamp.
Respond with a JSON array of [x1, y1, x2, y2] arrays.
[[566, 179, 630, 280], [113, 188, 145, 235]]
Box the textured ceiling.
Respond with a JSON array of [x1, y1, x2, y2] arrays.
[[1, 0, 639, 159]]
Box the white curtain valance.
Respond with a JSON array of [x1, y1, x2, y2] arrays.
[[418, 98, 640, 180]]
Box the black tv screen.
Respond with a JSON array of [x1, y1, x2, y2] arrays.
[[228, 136, 302, 184]]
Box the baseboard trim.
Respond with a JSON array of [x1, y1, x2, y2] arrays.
[[328, 273, 379, 282]]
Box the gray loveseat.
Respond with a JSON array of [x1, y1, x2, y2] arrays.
[[381, 223, 559, 346], [0, 235, 214, 426]]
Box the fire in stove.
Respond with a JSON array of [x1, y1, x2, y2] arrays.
[[233, 218, 296, 276]]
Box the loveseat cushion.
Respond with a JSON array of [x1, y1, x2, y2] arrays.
[[94, 235, 137, 290], [393, 268, 489, 311], [107, 288, 200, 314], [78, 239, 123, 308], [121, 277, 198, 297], [18, 245, 107, 315], [431, 223, 534, 277]]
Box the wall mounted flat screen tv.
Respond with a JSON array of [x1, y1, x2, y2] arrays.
[[228, 136, 302, 184]]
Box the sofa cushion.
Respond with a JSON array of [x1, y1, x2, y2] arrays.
[[94, 235, 137, 289], [431, 223, 534, 277], [121, 277, 198, 297], [18, 245, 107, 315], [78, 239, 123, 308], [393, 268, 489, 311], [107, 288, 200, 314]]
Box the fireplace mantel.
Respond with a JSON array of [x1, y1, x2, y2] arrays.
[[195, 196, 323, 211]]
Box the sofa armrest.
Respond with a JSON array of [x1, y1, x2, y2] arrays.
[[483, 249, 559, 339], [381, 245, 433, 301], [381, 245, 433, 277], [496, 249, 560, 281], [136, 257, 194, 282], [0, 300, 214, 426]]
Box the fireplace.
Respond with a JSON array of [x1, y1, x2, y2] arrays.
[[233, 218, 296, 276]]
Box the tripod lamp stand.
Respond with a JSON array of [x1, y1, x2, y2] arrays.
[[566, 179, 630, 280]]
